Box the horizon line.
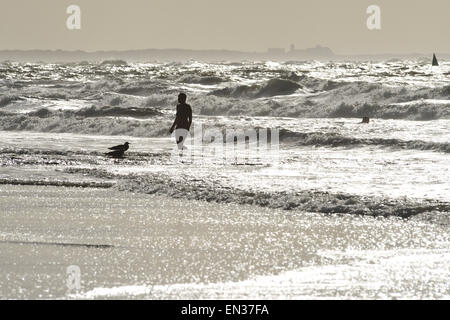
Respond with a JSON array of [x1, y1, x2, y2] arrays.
[[0, 47, 448, 57]]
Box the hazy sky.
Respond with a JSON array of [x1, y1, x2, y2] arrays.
[[0, 0, 448, 54]]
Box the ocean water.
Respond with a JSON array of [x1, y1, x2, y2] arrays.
[[0, 59, 449, 299], [0, 59, 448, 216]]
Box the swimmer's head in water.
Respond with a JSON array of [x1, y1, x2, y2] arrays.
[[178, 93, 187, 103]]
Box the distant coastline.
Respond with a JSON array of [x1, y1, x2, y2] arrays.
[[0, 46, 448, 62]]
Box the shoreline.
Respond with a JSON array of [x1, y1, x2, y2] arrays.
[[1, 184, 448, 299]]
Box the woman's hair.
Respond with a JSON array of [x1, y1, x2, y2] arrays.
[[178, 92, 187, 102]]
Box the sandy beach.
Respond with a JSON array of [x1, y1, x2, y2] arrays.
[[0, 184, 448, 299]]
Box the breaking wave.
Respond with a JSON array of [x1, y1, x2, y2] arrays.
[[194, 95, 450, 120], [0, 108, 448, 153], [194, 79, 450, 119], [0, 95, 23, 107], [34, 166, 447, 219], [210, 78, 302, 98], [178, 74, 226, 85], [0, 111, 170, 137], [278, 129, 450, 153], [115, 173, 450, 218], [1, 148, 448, 219], [29, 105, 162, 118]]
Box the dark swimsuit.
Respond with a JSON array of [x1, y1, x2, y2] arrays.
[[175, 103, 192, 130], [174, 103, 192, 147]]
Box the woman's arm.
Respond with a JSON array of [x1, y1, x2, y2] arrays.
[[187, 106, 192, 130], [169, 106, 179, 133]]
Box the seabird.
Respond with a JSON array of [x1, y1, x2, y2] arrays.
[[106, 142, 130, 158]]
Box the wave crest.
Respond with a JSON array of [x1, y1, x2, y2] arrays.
[[210, 78, 302, 98], [0, 111, 170, 137], [178, 74, 226, 85], [278, 129, 450, 153], [117, 173, 450, 218]]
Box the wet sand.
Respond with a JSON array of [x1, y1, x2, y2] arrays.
[[0, 184, 448, 299]]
